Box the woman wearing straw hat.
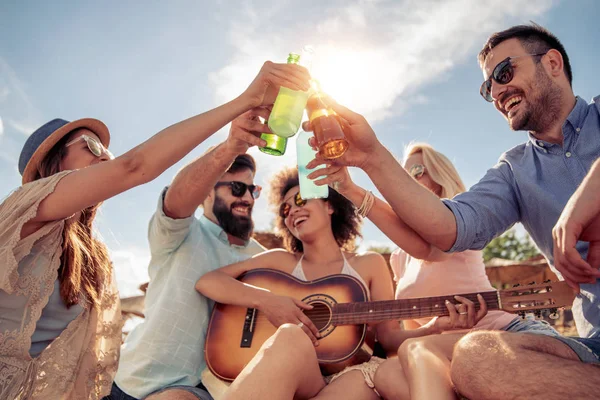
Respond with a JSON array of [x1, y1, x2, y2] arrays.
[[0, 61, 310, 400]]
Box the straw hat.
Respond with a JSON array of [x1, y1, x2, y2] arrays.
[[18, 118, 110, 184]]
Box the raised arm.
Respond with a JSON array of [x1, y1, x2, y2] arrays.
[[306, 97, 519, 253], [304, 98, 457, 251], [29, 62, 310, 225], [163, 108, 269, 218], [195, 250, 320, 343], [309, 166, 449, 261], [553, 157, 600, 291]]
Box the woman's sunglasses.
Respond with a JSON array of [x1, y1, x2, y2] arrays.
[[479, 53, 547, 102], [66, 134, 114, 159], [214, 181, 261, 199], [279, 192, 307, 218], [408, 164, 425, 180]]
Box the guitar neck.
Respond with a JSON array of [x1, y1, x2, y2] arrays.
[[332, 291, 500, 325]]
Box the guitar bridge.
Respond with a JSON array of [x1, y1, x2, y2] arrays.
[[241, 308, 257, 348]]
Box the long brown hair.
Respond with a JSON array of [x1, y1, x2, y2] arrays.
[[35, 132, 112, 309]]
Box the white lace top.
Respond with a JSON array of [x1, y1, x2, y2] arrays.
[[0, 171, 122, 399]]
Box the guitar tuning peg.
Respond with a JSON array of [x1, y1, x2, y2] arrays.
[[535, 310, 542, 319], [543, 279, 552, 283], [528, 281, 536, 285], [548, 308, 560, 320], [518, 311, 526, 319], [513, 283, 521, 287]]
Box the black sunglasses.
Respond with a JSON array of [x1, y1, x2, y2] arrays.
[[479, 52, 547, 102], [214, 181, 261, 199], [279, 192, 307, 218]]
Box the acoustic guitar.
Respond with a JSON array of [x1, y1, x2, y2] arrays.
[[204, 268, 574, 381]]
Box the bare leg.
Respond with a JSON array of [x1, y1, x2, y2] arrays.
[[145, 390, 201, 400], [372, 358, 411, 400], [397, 333, 465, 400], [222, 324, 326, 400], [310, 370, 380, 400], [451, 331, 600, 400]]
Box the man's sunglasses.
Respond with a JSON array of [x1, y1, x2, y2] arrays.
[[214, 181, 262, 199], [479, 52, 547, 102], [279, 192, 307, 218], [66, 134, 114, 159], [408, 163, 425, 180]]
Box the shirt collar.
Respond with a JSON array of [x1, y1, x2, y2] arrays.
[[199, 214, 251, 248], [528, 96, 587, 151]]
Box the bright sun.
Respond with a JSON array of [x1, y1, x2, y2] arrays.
[[309, 45, 377, 111]]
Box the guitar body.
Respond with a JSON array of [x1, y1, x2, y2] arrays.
[[205, 269, 370, 381]]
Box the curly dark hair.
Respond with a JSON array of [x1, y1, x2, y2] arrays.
[[268, 167, 362, 253]]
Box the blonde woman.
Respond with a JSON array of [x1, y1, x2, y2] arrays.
[[312, 142, 560, 400], [0, 62, 309, 400]]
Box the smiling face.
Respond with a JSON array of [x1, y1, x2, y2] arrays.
[[211, 168, 256, 240], [405, 152, 442, 197], [482, 38, 562, 133], [280, 186, 333, 242]]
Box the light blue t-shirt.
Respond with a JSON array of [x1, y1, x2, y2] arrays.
[[114, 188, 264, 398]]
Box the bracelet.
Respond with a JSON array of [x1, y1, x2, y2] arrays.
[[356, 190, 374, 218], [361, 191, 375, 217]]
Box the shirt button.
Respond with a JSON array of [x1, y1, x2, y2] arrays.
[[538, 141, 544, 147], [566, 152, 572, 157], [576, 127, 581, 132]]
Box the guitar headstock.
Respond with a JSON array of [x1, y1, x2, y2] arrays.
[[498, 280, 575, 318]]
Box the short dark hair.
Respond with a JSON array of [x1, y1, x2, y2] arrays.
[[228, 153, 256, 174], [478, 23, 572, 86], [268, 167, 362, 253]]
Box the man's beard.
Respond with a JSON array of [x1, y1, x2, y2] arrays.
[[213, 195, 254, 241], [509, 65, 562, 133]]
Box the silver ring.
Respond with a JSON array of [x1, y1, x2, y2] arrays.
[[458, 311, 468, 315], [332, 181, 340, 190], [297, 322, 304, 328]]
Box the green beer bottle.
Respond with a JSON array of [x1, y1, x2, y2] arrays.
[[259, 132, 287, 156], [267, 52, 311, 137]]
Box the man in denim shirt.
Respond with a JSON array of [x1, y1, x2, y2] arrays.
[[109, 111, 267, 400], [309, 24, 599, 399]]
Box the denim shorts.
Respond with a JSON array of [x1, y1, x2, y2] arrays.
[[104, 382, 213, 400], [503, 317, 600, 364]]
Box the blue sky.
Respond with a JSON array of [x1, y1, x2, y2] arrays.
[[1, 0, 598, 296]]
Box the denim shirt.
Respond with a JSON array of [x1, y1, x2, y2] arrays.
[[114, 188, 265, 398], [443, 96, 600, 338]]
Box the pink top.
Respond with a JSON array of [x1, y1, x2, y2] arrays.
[[391, 248, 515, 331]]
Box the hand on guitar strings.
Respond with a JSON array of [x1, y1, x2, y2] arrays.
[[258, 294, 321, 345], [429, 294, 488, 333]]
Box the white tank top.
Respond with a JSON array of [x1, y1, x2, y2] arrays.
[[291, 252, 370, 298]]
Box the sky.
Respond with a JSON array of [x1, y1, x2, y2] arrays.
[[1, 0, 599, 297]]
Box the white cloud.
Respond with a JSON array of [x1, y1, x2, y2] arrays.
[[0, 57, 42, 138], [7, 118, 38, 136], [110, 247, 151, 298], [210, 0, 554, 123], [0, 116, 3, 136], [208, 0, 555, 232]]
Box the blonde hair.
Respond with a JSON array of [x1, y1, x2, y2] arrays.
[[403, 142, 466, 199]]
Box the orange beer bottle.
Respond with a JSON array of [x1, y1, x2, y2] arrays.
[[305, 83, 348, 159]]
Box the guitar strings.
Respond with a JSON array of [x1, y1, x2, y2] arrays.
[[243, 294, 504, 326]]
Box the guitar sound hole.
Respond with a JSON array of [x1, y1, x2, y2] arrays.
[[304, 302, 332, 331]]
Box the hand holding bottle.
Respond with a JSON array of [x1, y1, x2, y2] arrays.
[[241, 61, 311, 109], [303, 95, 384, 170], [223, 107, 271, 155]]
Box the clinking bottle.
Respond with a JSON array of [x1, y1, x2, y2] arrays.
[[305, 82, 348, 159], [260, 48, 313, 156], [297, 130, 328, 199]]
